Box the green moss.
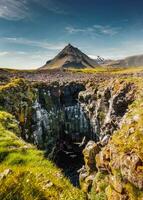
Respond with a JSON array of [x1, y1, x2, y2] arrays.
[[90, 172, 108, 200], [98, 111, 106, 123], [0, 78, 37, 142], [91, 192, 107, 200], [125, 183, 143, 200], [112, 92, 143, 158], [95, 172, 107, 182]]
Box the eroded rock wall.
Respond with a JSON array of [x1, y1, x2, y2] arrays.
[[79, 80, 143, 200], [31, 80, 135, 159], [31, 82, 92, 155], [78, 80, 135, 145]]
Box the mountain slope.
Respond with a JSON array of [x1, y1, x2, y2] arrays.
[[109, 54, 143, 67], [40, 44, 99, 70]]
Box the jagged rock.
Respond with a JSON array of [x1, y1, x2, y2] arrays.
[[83, 141, 100, 173], [78, 80, 135, 142], [32, 82, 91, 151], [79, 141, 100, 192], [0, 169, 13, 180], [109, 175, 123, 193], [96, 147, 111, 172], [120, 153, 143, 189], [133, 114, 140, 122], [105, 185, 127, 200], [100, 134, 110, 146], [79, 170, 95, 193], [44, 181, 54, 188]]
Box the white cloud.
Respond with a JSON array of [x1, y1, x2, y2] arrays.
[[65, 26, 95, 35], [0, 50, 55, 69], [66, 24, 120, 36], [0, 0, 67, 21], [0, 51, 9, 56], [65, 27, 94, 34], [3, 37, 66, 50], [94, 25, 120, 36], [0, 0, 29, 20], [1, 39, 143, 69], [88, 40, 143, 60], [32, 0, 68, 14]]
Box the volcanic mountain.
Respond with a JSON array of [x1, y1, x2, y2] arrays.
[[40, 44, 99, 70]]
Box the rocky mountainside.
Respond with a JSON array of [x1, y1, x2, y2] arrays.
[[40, 44, 99, 70], [106, 54, 143, 67]]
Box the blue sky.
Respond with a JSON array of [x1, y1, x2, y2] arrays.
[[0, 0, 143, 69]]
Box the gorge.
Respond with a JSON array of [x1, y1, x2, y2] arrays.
[[29, 79, 135, 187], [0, 74, 143, 200]]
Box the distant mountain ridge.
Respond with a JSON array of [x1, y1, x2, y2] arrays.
[[39, 44, 99, 70], [106, 54, 143, 67]]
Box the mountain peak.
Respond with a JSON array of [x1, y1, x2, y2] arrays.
[[63, 43, 77, 52], [40, 44, 99, 70], [67, 43, 73, 47]]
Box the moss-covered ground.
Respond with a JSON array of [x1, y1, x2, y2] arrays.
[[0, 111, 85, 200]]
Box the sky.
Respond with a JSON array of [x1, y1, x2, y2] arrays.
[[0, 0, 143, 69]]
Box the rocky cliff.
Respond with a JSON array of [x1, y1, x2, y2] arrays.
[[79, 79, 143, 200]]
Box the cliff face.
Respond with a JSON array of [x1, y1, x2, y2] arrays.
[[29, 80, 135, 170], [79, 79, 143, 200], [0, 79, 36, 139], [78, 80, 135, 144], [31, 82, 89, 150]]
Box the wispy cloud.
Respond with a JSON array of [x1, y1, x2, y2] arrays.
[[65, 26, 94, 34], [0, 0, 29, 20], [0, 51, 9, 56], [0, 50, 56, 69], [88, 40, 143, 60], [0, 0, 68, 21], [93, 25, 120, 36], [66, 24, 120, 36], [33, 0, 68, 15], [3, 37, 66, 50]]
